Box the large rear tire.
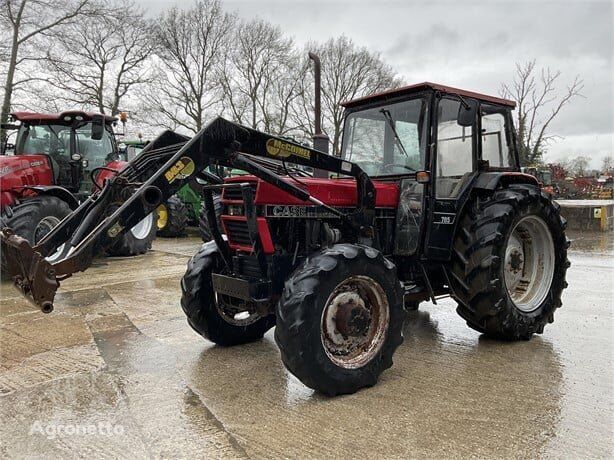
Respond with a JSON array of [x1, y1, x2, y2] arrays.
[[180, 241, 275, 346], [106, 212, 156, 257], [275, 244, 405, 396], [156, 195, 188, 237], [1, 196, 71, 280], [450, 184, 569, 340]]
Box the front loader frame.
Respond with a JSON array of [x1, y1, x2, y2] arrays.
[[1, 117, 375, 312]]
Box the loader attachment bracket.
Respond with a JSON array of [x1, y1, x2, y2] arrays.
[[1, 228, 59, 313]]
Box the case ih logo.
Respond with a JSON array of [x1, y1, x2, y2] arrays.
[[0, 166, 12, 176], [266, 139, 311, 160]]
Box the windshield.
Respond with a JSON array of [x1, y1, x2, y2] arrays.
[[15, 124, 71, 156], [341, 96, 430, 176], [15, 121, 116, 193]]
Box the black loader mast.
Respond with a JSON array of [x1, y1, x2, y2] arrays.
[[1, 117, 374, 313]]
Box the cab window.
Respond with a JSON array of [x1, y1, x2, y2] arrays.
[[341, 96, 429, 176], [16, 124, 71, 159], [480, 104, 513, 168], [436, 98, 475, 198]]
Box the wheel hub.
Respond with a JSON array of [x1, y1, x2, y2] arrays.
[[335, 297, 371, 337], [321, 276, 389, 369], [508, 248, 524, 273], [504, 215, 555, 312]]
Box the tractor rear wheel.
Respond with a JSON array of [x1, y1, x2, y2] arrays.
[[106, 212, 156, 257], [180, 241, 275, 346], [275, 244, 405, 395], [1, 196, 71, 280], [156, 195, 188, 237], [450, 184, 569, 340], [199, 193, 222, 242]]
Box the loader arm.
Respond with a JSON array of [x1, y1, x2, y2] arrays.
[[1, 117, 375, 312]]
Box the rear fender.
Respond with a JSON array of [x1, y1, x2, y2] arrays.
[[472, 171, 539, 191], [426, 172, 539, 262], [22, 185, 79, 209]]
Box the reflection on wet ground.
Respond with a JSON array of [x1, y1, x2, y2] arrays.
[[0, 230, 612, 458]]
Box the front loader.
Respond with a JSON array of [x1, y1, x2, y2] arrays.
[[1, 82, 570, 395]]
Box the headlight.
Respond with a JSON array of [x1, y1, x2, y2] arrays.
[[227, 205, 244, 216]]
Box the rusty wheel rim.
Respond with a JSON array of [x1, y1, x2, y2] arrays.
[[320, 275, 390, 369]]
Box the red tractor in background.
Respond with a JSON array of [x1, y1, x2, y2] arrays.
[[0, 110, 156, 277]]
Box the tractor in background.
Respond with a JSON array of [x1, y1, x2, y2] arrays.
[[522, 166, 559, 197], [120, 139, 220, 240], [0, 111, 156, 278]]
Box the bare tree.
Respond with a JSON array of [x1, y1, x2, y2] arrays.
[[220, 19, 304, 136], [0, 0, 96, 134], [141, 0, 234, 133], [568, 155, 590, 177], [501, 60, 584, 165], [295, 36, 402, 155], [602, 155, 613, 173], [40, 2, 153, 115]]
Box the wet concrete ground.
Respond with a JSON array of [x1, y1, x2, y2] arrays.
[[0, 230, 612, 458]]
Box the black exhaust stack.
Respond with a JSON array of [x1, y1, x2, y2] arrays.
[[309, 52, 330, 178]]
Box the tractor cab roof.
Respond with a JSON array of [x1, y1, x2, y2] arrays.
[[10, 110, 117, 124], [341, 81, 515, 109]]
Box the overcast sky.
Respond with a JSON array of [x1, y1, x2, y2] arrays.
[[138, 0, 613, 168]]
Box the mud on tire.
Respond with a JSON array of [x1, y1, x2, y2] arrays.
[[450, 184, 569, 340], [180, 241, 275, 346], [275, 244, 405, 396]]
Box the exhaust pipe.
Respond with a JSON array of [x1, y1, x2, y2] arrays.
[[309, 52, 330, 178]]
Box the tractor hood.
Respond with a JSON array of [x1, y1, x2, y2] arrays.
[[223, 175, 399, 208], [0, 155, 52, 181]]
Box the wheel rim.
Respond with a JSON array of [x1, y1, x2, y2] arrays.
[[35, 216, 65, 263], [130, 212, 154, 240], [320, 275, 389, 369], [504, 215, 555, 312], [156, 204, 168, 230], [215, 293, 262, 326]]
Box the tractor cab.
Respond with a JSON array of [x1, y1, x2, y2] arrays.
[[9, 111, 118, 197], [339, 82, 521, 259]]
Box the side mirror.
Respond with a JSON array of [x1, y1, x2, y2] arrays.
[[457, 99, 478, 127], [126, 146, 138, 161], [91, 114, 105, 140]]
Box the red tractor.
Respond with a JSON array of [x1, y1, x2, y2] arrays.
[[2, 83, 569, 396], [0, 111, 156, 277]]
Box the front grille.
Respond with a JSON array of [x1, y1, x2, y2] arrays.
[[222, 182, 258, 201], [224, 219, 252, 247], [235, 255, 263, 279]]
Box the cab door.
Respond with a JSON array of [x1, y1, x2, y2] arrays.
[[424, 96, 478, 260]]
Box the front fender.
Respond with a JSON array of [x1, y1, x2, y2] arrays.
[[22, 185, 79, 209]]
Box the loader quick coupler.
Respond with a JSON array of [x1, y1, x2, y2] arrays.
[[1, 228, 58, 313]]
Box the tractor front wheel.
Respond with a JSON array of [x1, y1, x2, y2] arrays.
[[156, 195, 188, 237], [1, 196, 71, 280], [106, 212, 156, 257], [275, 244, 405, 396], [180, 241, 275, 346], [450, 184, 569, 340]]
